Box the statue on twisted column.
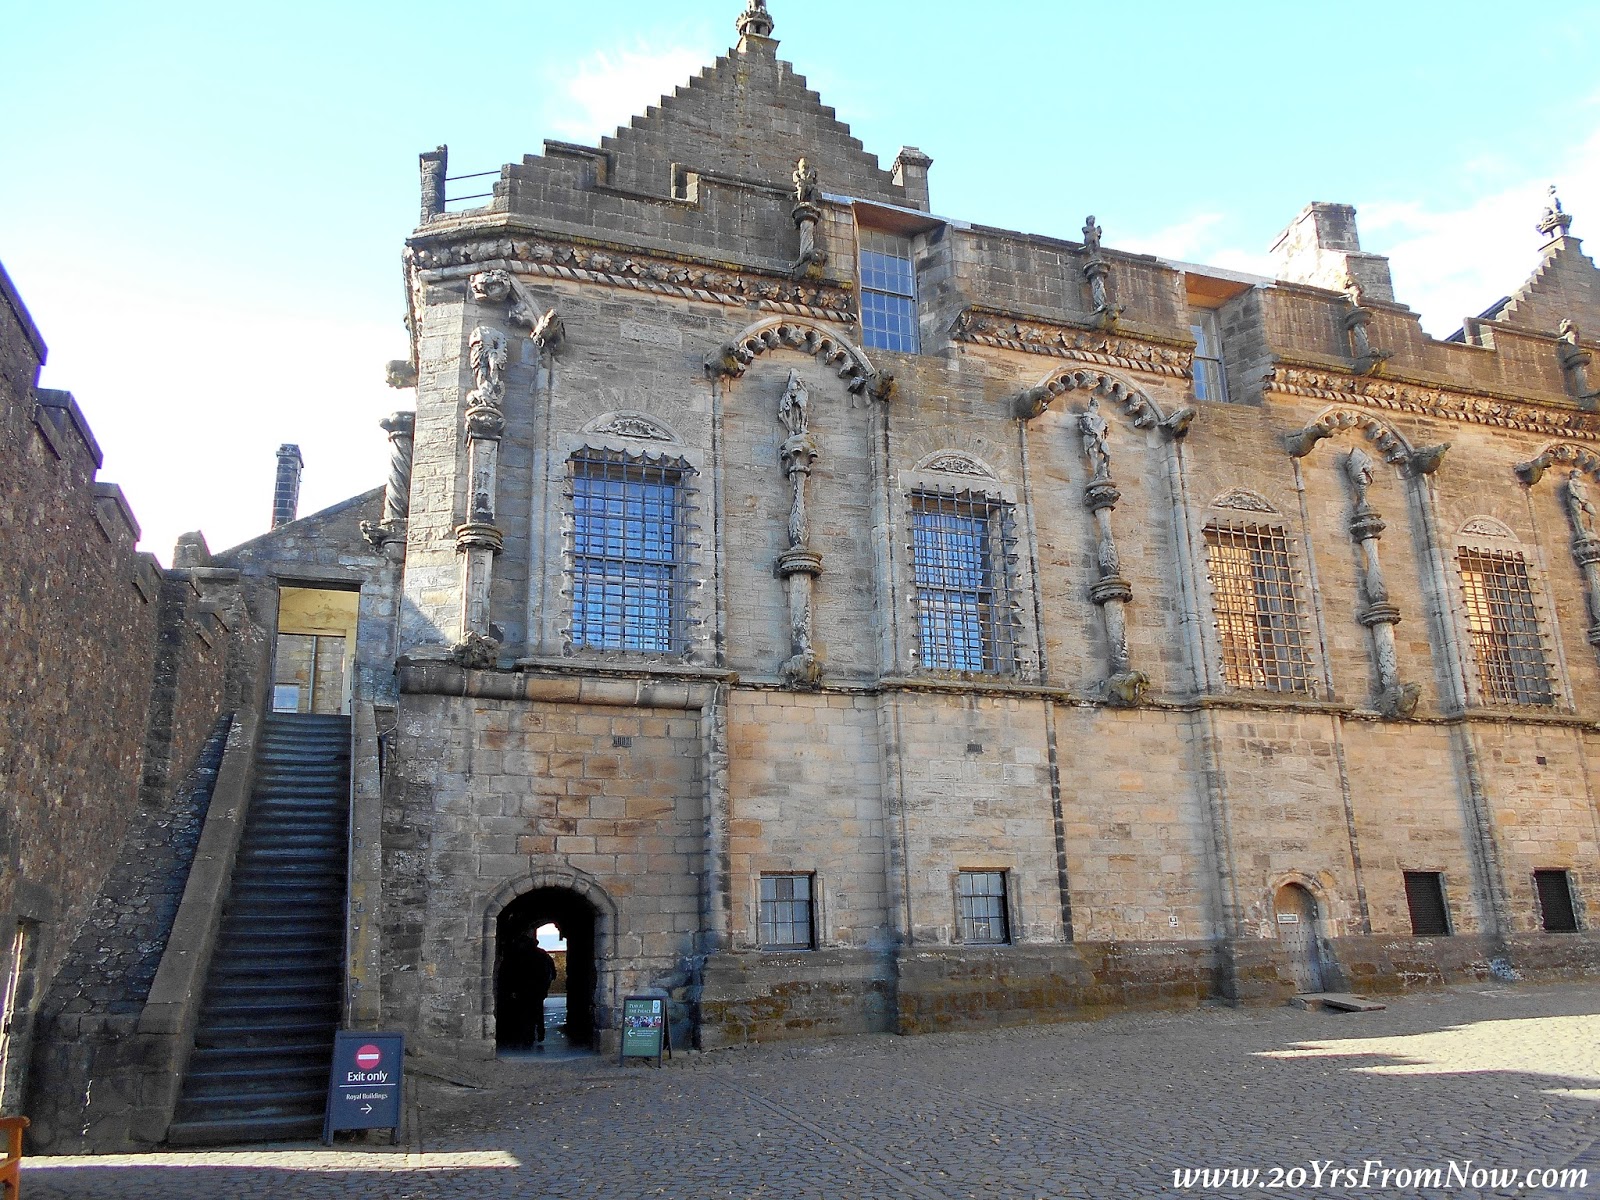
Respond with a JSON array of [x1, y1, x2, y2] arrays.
[[779, 369, 809, 437], [1346, 447, 1376, 509], [1080, 397, 1111, 481], [1567, 472, 1598, 539]]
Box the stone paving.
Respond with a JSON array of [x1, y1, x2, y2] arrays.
[[24, 982, 1600, 1199]]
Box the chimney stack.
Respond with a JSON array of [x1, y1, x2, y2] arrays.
[[272, 444, 304, 529]]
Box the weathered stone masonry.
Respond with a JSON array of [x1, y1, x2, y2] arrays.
[[354, 3, 1600, 1057]]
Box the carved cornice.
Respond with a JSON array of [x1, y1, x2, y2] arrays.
[[410, 236, 855, 324], [953, 308, 1193, 379], [1266, 367, 1600, 441]]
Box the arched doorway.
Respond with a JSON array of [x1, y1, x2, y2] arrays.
[[1273, 883, 1325, 993], [495, 888, 597, 1053]]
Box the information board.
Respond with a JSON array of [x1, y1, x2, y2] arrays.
[[323, 1031, 404, 1142], [620, 996, 672, 1066]]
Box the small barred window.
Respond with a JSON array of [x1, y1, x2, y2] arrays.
[[910, 490, 1019, 674], [759, 874, 814, 950], [568, 450, 692, 653], [1203, 524, 1316, 694], [1456, 547, 1554, 707]]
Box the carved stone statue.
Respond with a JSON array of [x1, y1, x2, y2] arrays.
[[1567, 472, 1597, 539], [469, 327, 508, 406], [793, 158, 819, 205], [1561, 318, 1581, 350], [778, 369, 809, 437], [1538, 184, 1573, 238], [1346, 447, 1375, 508], [1080, 397, 1111, 481], [1082, 216, 1102, 254]]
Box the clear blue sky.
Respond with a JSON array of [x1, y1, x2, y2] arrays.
[[3, 0, 1597, 560]]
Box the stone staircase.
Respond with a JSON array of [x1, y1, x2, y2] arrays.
[[167, 712, 350, 1146]]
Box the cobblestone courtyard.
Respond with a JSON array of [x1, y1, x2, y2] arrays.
[[25, 983, 1600, 1199]]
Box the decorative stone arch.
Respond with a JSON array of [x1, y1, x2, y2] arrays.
[[480, 865, 621, 1042], [1210, 487, 1279, 515], [1283, 406, 1417, 464], [704, 317, 891, 398], [1458, 515, 1517, 542], [1013, 364, 1178, 430], [913, 449, 1001, 482], [580, 409, 684, 446], [1513, 440, 1600, 486]]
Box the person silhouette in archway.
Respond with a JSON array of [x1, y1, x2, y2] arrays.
[[528, 937, 558, 1045]]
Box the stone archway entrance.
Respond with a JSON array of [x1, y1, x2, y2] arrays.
[[495, 888, 598, 1052], [1273, 883, 1325, 994]]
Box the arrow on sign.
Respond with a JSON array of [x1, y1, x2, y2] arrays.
[[361, 1104, 373, 1114]]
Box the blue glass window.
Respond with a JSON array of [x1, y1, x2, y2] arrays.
[[860, 229, 919, 353], [911, 492, 1014, 673], [570, 452, 689, 652]]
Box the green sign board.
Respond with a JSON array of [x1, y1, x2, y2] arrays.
[[620, 995, 671, 1066]]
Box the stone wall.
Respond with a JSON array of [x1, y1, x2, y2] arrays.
[[0, 261, 243, 1116]]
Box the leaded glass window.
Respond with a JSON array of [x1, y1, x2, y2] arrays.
[[759, 875, 814, 950], [859, 228, 919, 353], [569, 451, 691, 653], [910, 491, 1017, 674], [957, 871, 1010, 944]]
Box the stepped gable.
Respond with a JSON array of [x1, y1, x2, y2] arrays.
[[1493, 200, 1600, 335], [591, 33, 912, 206]]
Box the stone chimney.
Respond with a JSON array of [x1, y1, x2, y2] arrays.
[[419, 145, 447, 223], [892, 147, 934, 213], [1269, 202, 1395, 303], [271, 444, 304, 530]]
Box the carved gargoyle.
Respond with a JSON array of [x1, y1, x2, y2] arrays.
[[705, 342, 743, 378], [779, 650, 822, 690], [451, 631, 500, 671], [1378, 681, 1422, 720], [1160, 406, 1197, 439], [385, 360, 418, 389], [1408, 443, 1450, 476], [1103, 670, 1150, 708], [470, 269, 513, 303], [1515, 456, 1550, 486], [1284, 425, 1332, 458]]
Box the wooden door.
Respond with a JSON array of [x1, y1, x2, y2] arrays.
[[1274, 884, 1324, 993]]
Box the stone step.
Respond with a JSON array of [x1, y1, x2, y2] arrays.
[[1293, 992, 1388, 1013]]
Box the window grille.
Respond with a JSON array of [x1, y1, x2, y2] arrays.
[[568, 450, 693, 653], [957, 871, 1010, 944], [1456, 548, 1554, 707], [1402, 871, 1451, 937], [859, 228, 919, 353], [1189, 308, 1228, 402], [910, 490, 1019, 674], [1534, 869, 1579, 933], [759, 874, 814, 950], [1203, 524, 1316, 694]]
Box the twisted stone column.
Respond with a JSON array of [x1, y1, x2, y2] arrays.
[[454, 327, 507, 665], [1345, 449, 1418, 717], [776, 370, 822, 688], [1080, 399, 1146, 706], [1562, 472, 1600, 647]]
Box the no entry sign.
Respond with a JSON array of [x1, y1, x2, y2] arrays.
[[323, 1030, 405, 1142]]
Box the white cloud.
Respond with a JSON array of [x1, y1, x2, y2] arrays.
[[1360, 130, 1600, 335], [1118, 212, 1229, 263], [542, 46, 710, 144]]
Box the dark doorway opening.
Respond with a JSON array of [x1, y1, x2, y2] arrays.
[[495, 888, 597, 1053]]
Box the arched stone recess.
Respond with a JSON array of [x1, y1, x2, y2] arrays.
[[1013, 364, 1185, 432], [1514, 441, 1600, 486], [1282, 406, 1418, 464], [479, 865, 621, 1041], [704, 317, 892, 399]]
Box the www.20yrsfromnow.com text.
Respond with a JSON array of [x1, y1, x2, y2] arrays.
[[1172, 1160, 1590, 1193]]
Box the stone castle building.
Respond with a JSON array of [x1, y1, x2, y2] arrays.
[[9, 0, 1600, 1151]]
